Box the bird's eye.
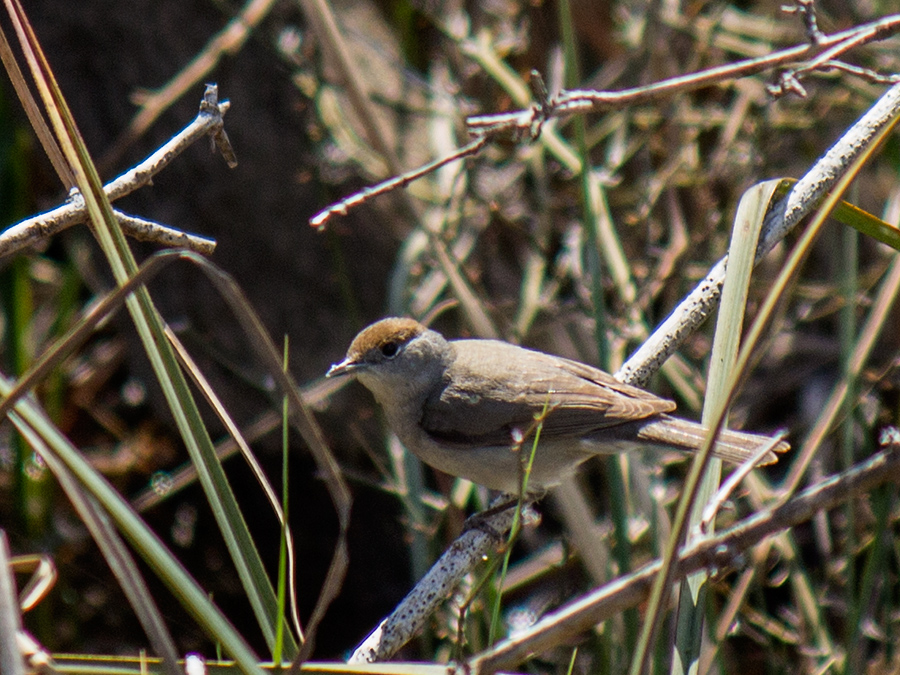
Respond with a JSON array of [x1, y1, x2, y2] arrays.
[[380, 341, 400, 358]]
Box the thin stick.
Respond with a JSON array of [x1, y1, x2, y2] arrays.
[[312, 15, 900, 228], [309, 135, 488, 228], [469, 15, 900, 132], [618, 82, 900, 387]]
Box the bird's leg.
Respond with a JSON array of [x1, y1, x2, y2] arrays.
[[461, 493, 540, 540]]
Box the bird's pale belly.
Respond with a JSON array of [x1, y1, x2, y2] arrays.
[[404, 431, 640, 494]]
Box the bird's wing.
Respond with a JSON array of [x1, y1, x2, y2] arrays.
[[420, 339, 675, 448]]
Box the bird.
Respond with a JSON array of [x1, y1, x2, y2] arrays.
[[328, 317, 788, 495]]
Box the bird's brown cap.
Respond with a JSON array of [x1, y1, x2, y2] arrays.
[[327, 318, 426, 377]]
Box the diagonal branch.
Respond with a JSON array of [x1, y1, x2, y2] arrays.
[[0, 85, 233, 259]]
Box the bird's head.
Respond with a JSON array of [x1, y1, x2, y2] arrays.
[[328, 318, 452, 403]]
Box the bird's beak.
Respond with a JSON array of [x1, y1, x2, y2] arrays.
[[326, 358, 359, 378]]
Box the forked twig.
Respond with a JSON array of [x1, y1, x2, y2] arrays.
[[101, 0, 275, 168], [0, 85, 233, 258], [311, 14, 900, 228], [471, 14, 900, 132]]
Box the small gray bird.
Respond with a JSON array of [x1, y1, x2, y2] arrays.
[[328, 318, 788, 494]]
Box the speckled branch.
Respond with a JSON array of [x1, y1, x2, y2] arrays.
[[617, 81, 900, 387]]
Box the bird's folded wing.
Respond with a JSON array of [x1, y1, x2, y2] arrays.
[[421, 340, 674, 447]]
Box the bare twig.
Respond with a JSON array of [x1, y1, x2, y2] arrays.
[[0, 85, 232, 258], [470, 15, 900, 132], [311, 15, 900, 227], [102, 0, 275, 168], [113, 210, 216, 255], [700, 432, 788, 534], [782, 0, 825, 46], [819, 60, 900, 85], [349, 506, 517, 663], [770, 16, 900, 96], [468, 442, 900, 675], [309, 135, 487, 229]]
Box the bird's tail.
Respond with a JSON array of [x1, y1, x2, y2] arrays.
[[636, 414, 788, 466]]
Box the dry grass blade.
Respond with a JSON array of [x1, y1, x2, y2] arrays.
[[164, 326, 304, 643], [619, 82, 900, 387], [671, 178, 782, 672], [11, 425, 182, 675], [0, 368, 263, 670], [0, 25, 70, 187], [133, 413, 278, 509], [128, 374, 347, 511], [0, 532, 26, 675], [158, 252, 352, 666], [0, 251, 186, 424], [777, 250, 900, 501], [9, 554, 55, 613], [297, 0, 401, 176]]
